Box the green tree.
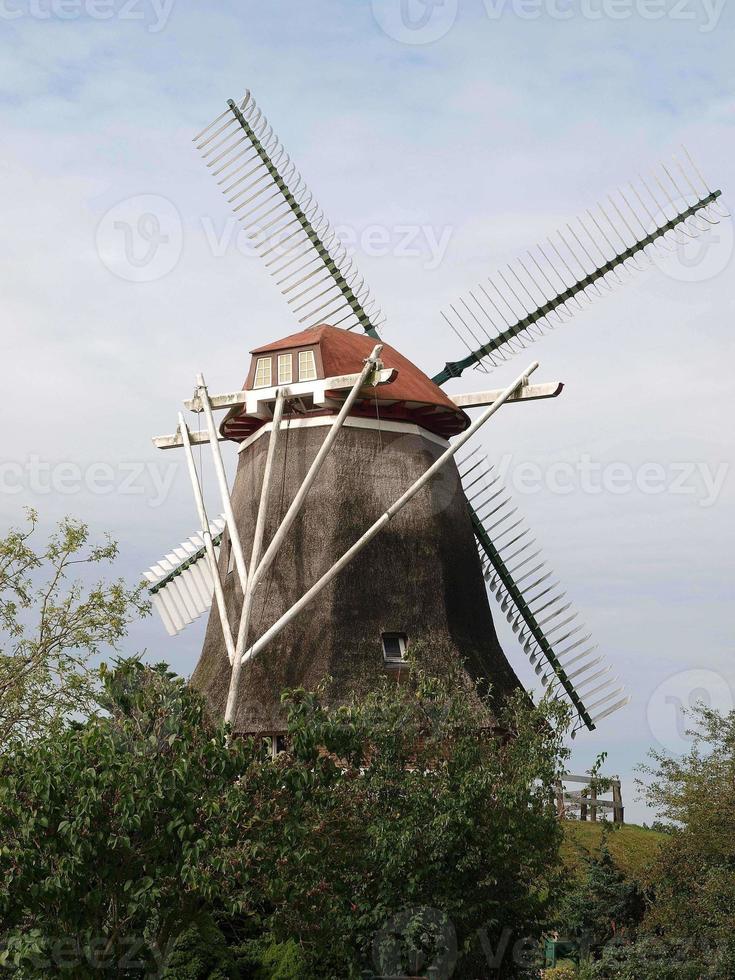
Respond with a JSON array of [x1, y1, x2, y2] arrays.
[[218, 662, 572, 978], [0, 509, 148, 748], [0, 657, 572, 978], [637, 704, 735, 975], [0, 659, 263, 976], [555, 835, 645, 950]]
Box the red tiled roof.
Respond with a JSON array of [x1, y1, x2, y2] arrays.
[[251, 324, 462, 416], [222, 324, 469, 441]]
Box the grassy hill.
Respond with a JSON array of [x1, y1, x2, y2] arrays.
[[561, 821, 666, 882]]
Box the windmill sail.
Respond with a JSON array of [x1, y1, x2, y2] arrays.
[[433, 152, 725, 384], [194, 92, 386, 338], [143, 516, 226, 636], [459, 451, 628, 733]]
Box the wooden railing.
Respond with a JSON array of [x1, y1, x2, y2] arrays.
[[555, 773, 624, 824]]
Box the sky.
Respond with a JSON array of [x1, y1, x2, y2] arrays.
[[1, 0, 733, 824]]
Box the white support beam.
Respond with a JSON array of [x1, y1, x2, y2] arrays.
[[154, 367, 398, 450], [197, 373, 251, 597], [153, 429, 224, 451], [177, 413, 236, 666], [223, 344, 386, 726], [239, 360, 539, 669], [450, 381, 563, 408], [224, 390, 286, 726], [183, 368, 397, 415], [245, 345, 385, 601]]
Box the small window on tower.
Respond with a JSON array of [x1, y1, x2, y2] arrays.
[[277, 353, 293, 384], [254, 357, 272, 389], [382, 632, 408, 666], [298, 349, 317, 382]]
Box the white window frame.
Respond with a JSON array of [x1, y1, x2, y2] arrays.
[[382, 632, 408, 666], [254, 357, 272, 389], [277, 353, 293, 385], [298, 349, 317, 382]]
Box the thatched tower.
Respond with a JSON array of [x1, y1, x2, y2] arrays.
[[190, 324, 522, 734]]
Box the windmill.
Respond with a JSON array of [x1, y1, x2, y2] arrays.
[[145, 90, 725, 740]]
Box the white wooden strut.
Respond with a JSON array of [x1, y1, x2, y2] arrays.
[[196, 373, 250, 598], [238, 360, 540, 670], [177, 413, 236, 666], [224, 389, 286, 725], [225, 344, 386, 722]]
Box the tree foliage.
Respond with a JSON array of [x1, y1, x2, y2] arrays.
[[0, 659, 258, 975], [0, 657, 571, 978], [637, 704, 735, 974], [0, 510, 148, 748], [555, 833, 645, 949]]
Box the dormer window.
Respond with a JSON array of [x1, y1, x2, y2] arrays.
[[254, 357, 272, 389], [298, 349, 317, 382], [277, 353, 293, 384]]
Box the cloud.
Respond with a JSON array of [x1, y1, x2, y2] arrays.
[[2, 0, 733, 822]]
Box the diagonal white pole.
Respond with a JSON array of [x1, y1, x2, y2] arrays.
[[239, 361, 540, 669], [224, 390, 286, 725], [197, 372, 250, 595], [246, 345, 384, 595], [224, 344, 383, 725], [178, 413, 236, 666]]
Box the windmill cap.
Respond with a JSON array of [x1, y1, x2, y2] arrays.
[[222, 323, 470, 441]]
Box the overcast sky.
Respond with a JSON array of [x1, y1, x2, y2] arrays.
[[2, 0, 733, 823]]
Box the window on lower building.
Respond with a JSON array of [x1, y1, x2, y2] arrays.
[[277, 353, 293, 384], [382, 632, 408, 666], [254, 357, 272, 389], [298, 349, 317, 381]]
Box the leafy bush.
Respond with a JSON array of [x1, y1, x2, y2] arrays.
[[544, 960, 579, 979], [0, 659, 257, 976], [0, 657, 571, 978], [584, 936, 712, 979], [637, 705, 735, 978], [162, 914, 239, 979], [234, 938, 310, 979], [555, 837, 645, 948]]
